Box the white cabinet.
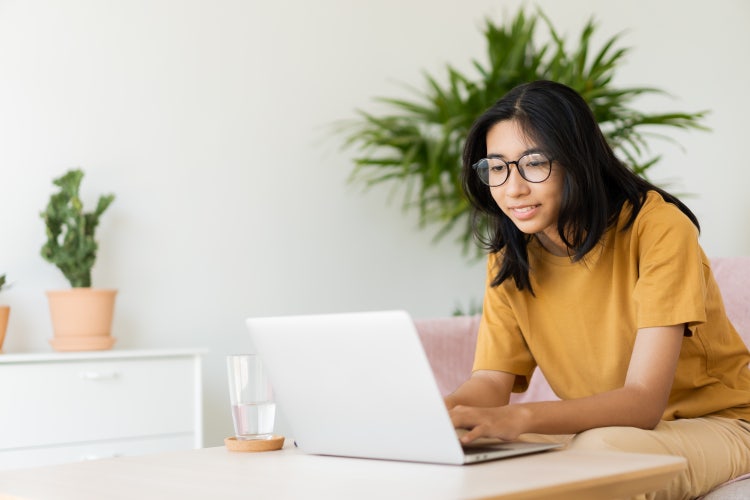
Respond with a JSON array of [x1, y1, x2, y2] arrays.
[[0, 349, 204, 470]]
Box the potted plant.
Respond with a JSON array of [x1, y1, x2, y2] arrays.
[[338, 7, 708, 258], [41, 169, 116, 351], [0, 274, 9, 353]]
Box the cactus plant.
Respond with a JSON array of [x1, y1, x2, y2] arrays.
[[40, 169, 115, 288], [0, 274, 6, 292]]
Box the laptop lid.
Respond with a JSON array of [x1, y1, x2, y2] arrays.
[[245, 310, 560, 465]]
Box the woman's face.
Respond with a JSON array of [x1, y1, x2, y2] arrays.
[[485, 120, 567, 255]]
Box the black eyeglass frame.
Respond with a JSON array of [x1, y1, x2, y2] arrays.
[[471, 153, 554, 187]]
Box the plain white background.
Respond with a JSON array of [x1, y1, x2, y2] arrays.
[[1, 0, 748, 446]]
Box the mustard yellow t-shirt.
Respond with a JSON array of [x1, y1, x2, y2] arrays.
[[473, 191, 750, 420]]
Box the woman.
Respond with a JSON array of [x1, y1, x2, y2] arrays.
[[446, 80, 750, 499]]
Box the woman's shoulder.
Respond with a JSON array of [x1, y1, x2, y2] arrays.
[[619, 190, 700, 252], [639, 190, 677, 214], [620, 190, 694, 229]]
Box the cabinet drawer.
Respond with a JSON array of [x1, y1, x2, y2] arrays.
[[0, 434, 196, 471], [0, 357, 196, 449]]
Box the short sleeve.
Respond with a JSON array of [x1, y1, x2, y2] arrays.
[[473, 254, 536, 391], [631, 196, 706, 331]]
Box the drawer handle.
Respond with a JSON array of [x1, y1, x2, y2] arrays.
[[79, 370, 120, 381]]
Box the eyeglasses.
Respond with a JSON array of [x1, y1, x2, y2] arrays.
[[472, 153, 553, 187]]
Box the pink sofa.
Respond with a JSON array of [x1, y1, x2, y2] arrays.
[[414, 256, 750, 499]]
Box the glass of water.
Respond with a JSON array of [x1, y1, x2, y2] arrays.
[[227, 354, 276, 440]]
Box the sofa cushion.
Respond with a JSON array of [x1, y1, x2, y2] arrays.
[[414, 315, 480, 396], [711, 256, 750, 342], [699, 473, 750, 499]]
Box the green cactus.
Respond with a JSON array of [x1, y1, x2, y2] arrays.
[[0, 274, 6, 292], [40, 169, 115, 288]]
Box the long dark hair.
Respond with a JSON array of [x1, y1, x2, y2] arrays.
[[461, 80, 699, 292]]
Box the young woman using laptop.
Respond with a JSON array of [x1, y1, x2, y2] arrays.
[[445, 80, 750, 499]]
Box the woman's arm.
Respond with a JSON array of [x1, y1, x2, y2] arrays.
[[444, 369, 516, 409], [450, 324, 684, 443]]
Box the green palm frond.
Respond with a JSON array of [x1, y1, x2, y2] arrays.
[[337, 7, 709, 258]]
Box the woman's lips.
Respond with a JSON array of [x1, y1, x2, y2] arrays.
[[509, 204, 540, 220]]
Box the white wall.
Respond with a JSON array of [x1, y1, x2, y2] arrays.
[[1, 0, 748, 446]]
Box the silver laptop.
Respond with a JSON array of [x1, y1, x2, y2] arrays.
[[245, 310, 561, 465]]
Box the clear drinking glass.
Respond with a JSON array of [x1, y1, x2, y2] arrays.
[[227, 354, 276, 440]]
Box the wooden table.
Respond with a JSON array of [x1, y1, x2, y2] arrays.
[[0, 444, 686, 500]]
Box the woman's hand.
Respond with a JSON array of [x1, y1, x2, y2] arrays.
[[449, 403, 531, 443]]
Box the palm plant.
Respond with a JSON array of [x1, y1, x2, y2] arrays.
[[338, 8, 708, 257]]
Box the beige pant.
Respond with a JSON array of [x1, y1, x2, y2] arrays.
[[523, 417, 750, 500]]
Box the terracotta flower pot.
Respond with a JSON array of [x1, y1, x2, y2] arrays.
[[0, 305, 9, 353], [46, 288, 117, 352]]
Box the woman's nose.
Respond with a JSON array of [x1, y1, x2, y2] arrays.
[[502, 165, 530, 196]]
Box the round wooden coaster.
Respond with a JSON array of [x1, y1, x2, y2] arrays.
[[224, 435, 285, 452]]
